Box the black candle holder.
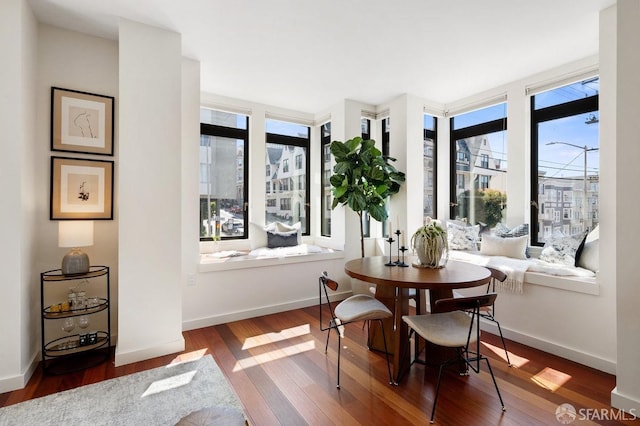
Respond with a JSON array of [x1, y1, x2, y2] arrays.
[[397, 246, 409, 267], [394, 230, 402, 264], [385, 237, 396, 266]]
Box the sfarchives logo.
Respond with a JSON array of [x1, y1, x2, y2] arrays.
[[556, 403, 638, 424]]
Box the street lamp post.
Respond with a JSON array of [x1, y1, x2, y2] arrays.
[[546, 142, 599, 230]]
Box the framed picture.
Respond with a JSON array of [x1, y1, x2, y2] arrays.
[[51, 87, 114, 155], [51, 156, 114, 220]]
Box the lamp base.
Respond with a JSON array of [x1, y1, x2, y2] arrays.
[[62, 248, 90, 275]]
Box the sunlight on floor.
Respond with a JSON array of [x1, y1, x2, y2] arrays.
[[233, 340, 316, 372], [167, 348, 208, 367], [531, 367, 572, 392], [481, 341, 529, 368], [242, 324, 311, 350], [141, 370, 197, 398]]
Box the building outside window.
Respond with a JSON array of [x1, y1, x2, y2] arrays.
[[531, 76, 599, 245], [321, 122, 332, 236], [424, 114, 437, 219], [265, 118, 310, 233], [199, 108, 249, 240], [450, 103, 508, 228]]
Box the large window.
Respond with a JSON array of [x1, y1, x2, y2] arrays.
[[450, 103, 507, 228], [531, 77, 599, 245], [423, 115, 437, 219], [200, 109, 249, 240], [265, 119, 310, 234], [321, 122, 332, 236]]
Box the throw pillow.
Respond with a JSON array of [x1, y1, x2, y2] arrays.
[[267, 230, 299, 248], [479, 234, 528, 259], [446, 221, 479, 251], [491, 223, 530, 257], [249, 222, 276, 249], [539, 230, 588, 266], [577, 239, 599, 272], [275, 221, 302, 245]]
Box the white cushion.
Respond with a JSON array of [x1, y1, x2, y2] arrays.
[[480, 234, 528, 259], [275, 221, 302, 245], [334, 294, 392, 322], [403, 311, 477, 347], [249, 222, 276, 249], [578, 239, 599, 272], [539, 230, 587, 266]]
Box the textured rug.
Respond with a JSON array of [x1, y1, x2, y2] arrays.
[[0, 353, 246, 426]]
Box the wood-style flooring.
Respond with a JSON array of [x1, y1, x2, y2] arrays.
[[1, 304, 635, 425]]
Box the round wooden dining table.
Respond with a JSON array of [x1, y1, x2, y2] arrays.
[[344, 256, 491, 384]]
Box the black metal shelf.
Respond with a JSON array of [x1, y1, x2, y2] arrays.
[[40, 266, 111, 375]]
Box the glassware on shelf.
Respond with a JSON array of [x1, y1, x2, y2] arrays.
[[61, 317, 76, 350], [78, 315, 90, 330]]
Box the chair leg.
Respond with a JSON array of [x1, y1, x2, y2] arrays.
[[430, 363, 446, 423], [324, 327, 331, 354], [377, 319, 393, 385], [494, 320, 512, 366], [336, 334, 342, 389], [483, 357, 506, 412]]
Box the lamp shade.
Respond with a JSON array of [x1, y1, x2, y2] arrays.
[[58, 221, 94, 248]]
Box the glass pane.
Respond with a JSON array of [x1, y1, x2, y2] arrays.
[[200, 135, 246, 238], [536, 114, 599, 243], [423, 115, 436, 218], [266, 143, 307, 232], [534, 77, 599, 110], [200, 109, 247, 129], [453, 130, 507, 227], [321, 134, 332, 237], [452, 103, 507, 130], [266, 119, 309, 138]]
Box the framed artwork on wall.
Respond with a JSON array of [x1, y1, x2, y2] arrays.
[[51, 87, 114, 156], [50, 156, 114, 220]]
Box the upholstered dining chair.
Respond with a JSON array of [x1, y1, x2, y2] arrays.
[[319, 271, 393, 389], [402, 293, 506, 423], [453, 267, 511, 366]]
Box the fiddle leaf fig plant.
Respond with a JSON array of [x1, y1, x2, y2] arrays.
[[329, 137, 406, 257]]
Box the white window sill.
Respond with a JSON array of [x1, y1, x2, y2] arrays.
[[199, 248, 344, 273], [524, 271, 599, 295]]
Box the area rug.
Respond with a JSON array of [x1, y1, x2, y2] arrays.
[[0, 353, 246, 426]]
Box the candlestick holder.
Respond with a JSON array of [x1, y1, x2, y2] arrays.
[[394, 230, 402, 265], [385, 237, 396, 266], [397, 246, 409, 267]]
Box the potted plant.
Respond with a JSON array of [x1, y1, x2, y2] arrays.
[[410, 217, 448, 268], [329, 137, 405, 257]]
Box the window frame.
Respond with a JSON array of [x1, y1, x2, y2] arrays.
[[199, 118, 249, 241], [530, 88, 599, 246], [265, 128, 311, 236], [423, 115, 438, 219]]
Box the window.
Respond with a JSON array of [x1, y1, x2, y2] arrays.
[[295, 154, 303, 170], [265, 119, 310, 233], [531, 77, 599, 245], [423, 114, 437, 219], [199, 108, 248, 240], [321, 123, 332, 236], [450, 103, 507, 228]]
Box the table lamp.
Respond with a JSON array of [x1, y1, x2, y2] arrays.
[[59, 221, 94, 275]]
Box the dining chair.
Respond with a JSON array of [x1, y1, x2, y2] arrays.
[[319, 271, 393, 389], [402, 293, 506, 423], [453, 267, 511, 366]]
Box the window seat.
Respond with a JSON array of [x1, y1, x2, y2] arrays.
[[199, 244, 344, 272], [448, 249, 598, 295]]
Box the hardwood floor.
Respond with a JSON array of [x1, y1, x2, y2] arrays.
[[1, 305, 635, 425]]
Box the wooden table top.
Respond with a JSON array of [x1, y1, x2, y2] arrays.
[[344, 256, 490, 290]]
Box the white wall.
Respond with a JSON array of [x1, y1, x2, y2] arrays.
[[611, 0, 640, 414], [0, 0, 38, 393], [116, 20, 184, 366]]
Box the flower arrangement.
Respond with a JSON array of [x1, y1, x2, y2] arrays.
[[410, 217, 449, 268]]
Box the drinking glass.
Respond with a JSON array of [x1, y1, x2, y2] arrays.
[[78, 315, 90, 330], [61, 317, 75, 349]]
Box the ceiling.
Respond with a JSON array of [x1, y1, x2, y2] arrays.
[[28, 0, 616, 113]]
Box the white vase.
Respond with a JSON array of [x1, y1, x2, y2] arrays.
[[413, 234, 448, 268]]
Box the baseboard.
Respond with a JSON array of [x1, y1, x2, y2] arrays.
[[114, 335, 185, 367], [182, 291, 351, 331], [611, 387, 640, 418], [0, 352, 40, 393], [480, 320, 616, 374]]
